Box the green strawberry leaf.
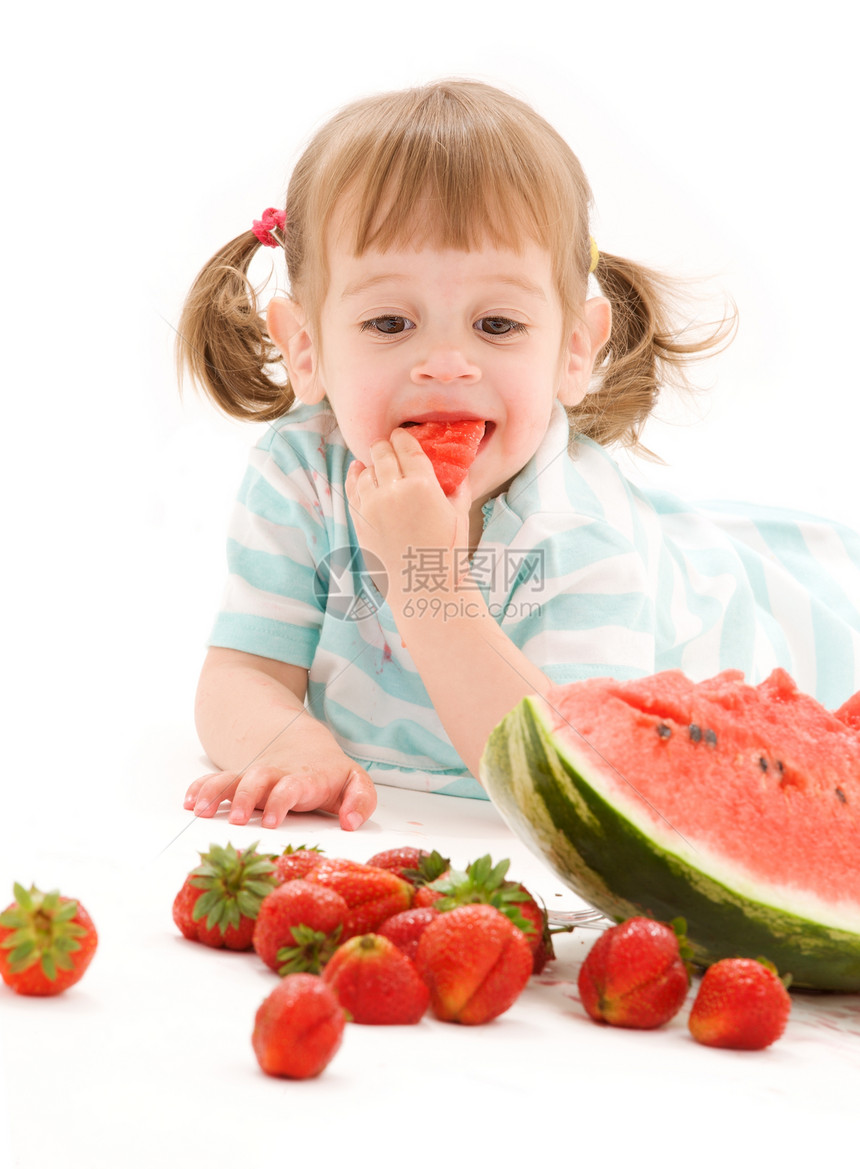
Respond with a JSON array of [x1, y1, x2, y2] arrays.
[[12, 884, 35, 913], [53, 901, 80, 924], [402, 849, 451, 886], [276, 924, 342, 975]]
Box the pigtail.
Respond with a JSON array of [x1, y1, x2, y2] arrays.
[[175, 231, 293, 422], [569, 250, 737, 456]]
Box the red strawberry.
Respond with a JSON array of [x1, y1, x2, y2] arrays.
[[688, 958, 791, 1050], [0, 883, 98, 997], [272, 845, 326, 884], [415, 904, 533, 1025], [365, 847, 428, 878], [364, 847, 450, 887], [252, 973, 346, 1079], [322, 934, 430, 1024], [413, 884, 445, 908], [577, 917, 690, 1029], [427, 855, 551, 973], [307, 860, 413, 938], [172, 841, 278, 950], [252, 880, 348, 974], [376, 906, 440, 962]]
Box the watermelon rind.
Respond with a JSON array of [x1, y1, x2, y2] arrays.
[[480, 695, 860, 991]]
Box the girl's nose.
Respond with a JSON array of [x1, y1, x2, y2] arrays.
[[410, 346, 481, 385]]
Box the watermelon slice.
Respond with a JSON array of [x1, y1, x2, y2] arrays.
[[404, 419, 485, 495], [480, 668, 860, 990]]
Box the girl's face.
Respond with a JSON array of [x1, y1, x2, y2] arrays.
[[273, 227, 609, 518]]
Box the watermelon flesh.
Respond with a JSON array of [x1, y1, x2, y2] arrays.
[[405, 420, 485, 495], [480, 668, 860, 989]]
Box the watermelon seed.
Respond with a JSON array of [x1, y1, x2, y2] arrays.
[[656, 723, 672, 739], [776, 760, 785, 774], [688, 724, 702, 742], [704, 729, 717, 746], [835, 787, 847, 803], [758, 756, 768, 771]]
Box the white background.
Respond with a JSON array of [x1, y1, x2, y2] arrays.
[[3, 0, 857, 779], [1, 2, 858, 1163]]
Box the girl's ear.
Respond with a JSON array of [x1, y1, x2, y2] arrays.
[[557, 296, 612, 407], [267, 297, 326, 404]]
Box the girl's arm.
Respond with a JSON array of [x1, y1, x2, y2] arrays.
[[186, 647, 376, 830], [346, 429, 555, 779], [386, 585, 553, 778]]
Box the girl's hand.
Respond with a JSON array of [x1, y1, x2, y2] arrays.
[[183, 752, 376, 832], [346, 427, 471, 589]]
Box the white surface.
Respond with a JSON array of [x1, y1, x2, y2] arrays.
[[2, 4, 859, 1165], [2, 768, 859, 1168]]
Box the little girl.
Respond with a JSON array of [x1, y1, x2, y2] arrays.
[[177, 79, 860, 832]]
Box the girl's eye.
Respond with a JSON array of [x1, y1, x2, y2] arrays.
[[475, 317, 527, 337], [361, 316, 415, 335]]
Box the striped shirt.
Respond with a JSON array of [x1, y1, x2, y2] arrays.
[[209, 400, 860, 800]]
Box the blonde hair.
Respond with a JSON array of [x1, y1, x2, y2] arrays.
[[177, 79, 734, 451]]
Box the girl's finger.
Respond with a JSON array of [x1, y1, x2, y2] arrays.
[[192, 772, 240, 818], [337, 768, 378, 831], [369, 439, 404, 487], [390, 428, 439, 480], [259, 774, 307, 828], [227, 764, 284, 825]]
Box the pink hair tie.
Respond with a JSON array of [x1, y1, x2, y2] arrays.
[[252, 207, 286, 248]]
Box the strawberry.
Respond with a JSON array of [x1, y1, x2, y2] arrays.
[[272, 844, 326, 884], [415, 904, 533, 1025], [0, 883, 98, 997], [688, 958, 791, 1050], [252, 973, 346, 1079], [252, 880, 348, 974], [413, 884, 446, 908], [307, 860, 413, 938], [173, 841, 277, 950], [364, 847, 450, 887], [577, 917, 690, 1029], [322, 934, 430, 1024], [376, 906, 440, 962], [426, 855, 552, 973]]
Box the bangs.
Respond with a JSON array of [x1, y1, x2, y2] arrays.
[[289, 81, 593, 316], [346, 109, 568, 257]]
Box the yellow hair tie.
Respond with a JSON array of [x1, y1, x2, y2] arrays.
[[589, 236, 600, 274]]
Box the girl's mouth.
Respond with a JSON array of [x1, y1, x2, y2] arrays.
[[401, 419, 495, 449]]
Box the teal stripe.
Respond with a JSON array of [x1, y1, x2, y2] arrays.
[[507, 591, 654, 638], [543, 661, 650, 684], [812, 606, 857, 708], [436, 777, 490, 800], [720, 538, 794, 664], [208, 612, 318, 667], [755, 519, 860, 630], [311, 689, 465, 771], [227, 538, 321, 601]]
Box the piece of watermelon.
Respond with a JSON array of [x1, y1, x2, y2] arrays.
[[405, 420, 485, 495], [480, 668, 860, 990]]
